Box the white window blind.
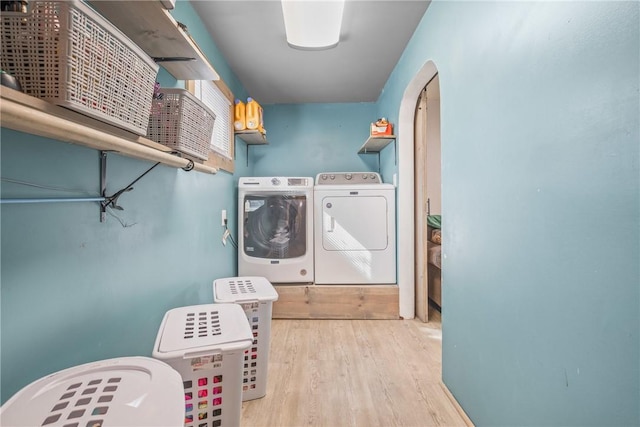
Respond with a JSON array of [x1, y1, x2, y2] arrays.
[[193, 80, 232, 159]]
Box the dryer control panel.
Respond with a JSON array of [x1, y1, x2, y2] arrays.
[[315, 172, 381, 185]]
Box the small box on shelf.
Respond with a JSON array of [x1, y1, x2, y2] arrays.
[[370, 118, 393, 137]]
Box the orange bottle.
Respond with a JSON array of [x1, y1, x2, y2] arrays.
[[234, 99, 246, 131], [246, 97, 262, 130]]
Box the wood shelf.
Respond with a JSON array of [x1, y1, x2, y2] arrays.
[[235, 130, 269, 145], [87, 0, 219, 81], [0, 87, 217, 174], [358, 135, 396, 154]]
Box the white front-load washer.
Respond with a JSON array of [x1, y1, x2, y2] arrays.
[[238, 177, 314, 284], [314, 172, 396, 284]]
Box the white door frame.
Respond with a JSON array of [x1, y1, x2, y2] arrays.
[[398, 60, 439, 319]]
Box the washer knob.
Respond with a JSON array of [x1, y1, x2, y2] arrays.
[[330, 174, 335, 180], [362, 174, 368, 179], [271, 178, 281, 185], [321, 174, 328, 180], [345, 173, 352, 180], [370, 174, 376, 180]]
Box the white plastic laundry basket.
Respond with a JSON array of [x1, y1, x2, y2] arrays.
[[152, 303, 253, 427], [212, 276, 278, 401], [0, 356, 184, 427]]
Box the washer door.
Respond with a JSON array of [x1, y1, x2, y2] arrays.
[[242, 194, 308, 259], [321, 195, 388, 251]]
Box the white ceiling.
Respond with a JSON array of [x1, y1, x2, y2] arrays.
[[190, 0, 431, 104]]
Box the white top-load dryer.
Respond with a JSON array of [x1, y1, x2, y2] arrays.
[[314, 172, 396, 284], [238, 177, 314, 283]]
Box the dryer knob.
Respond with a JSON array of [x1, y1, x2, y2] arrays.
[[321, 174, 328, 180], [330, 174, 335, 180], [362, 174, 368, 179], [271, 178, 281, 185], [370, 174, 376, 180], [345, 173, 352, 180]]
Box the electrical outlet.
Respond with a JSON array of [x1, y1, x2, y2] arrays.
[[221, 209, 227, 226]]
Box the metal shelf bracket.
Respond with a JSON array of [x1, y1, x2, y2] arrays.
[[100, 151, 161, 222]]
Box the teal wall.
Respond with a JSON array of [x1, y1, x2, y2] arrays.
[[377, 1, 639, 425], [2, 1, 639, 425], [0, 0, 252, 403], [253, 103, 379, 178]]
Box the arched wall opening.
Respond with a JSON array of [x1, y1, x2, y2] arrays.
[[397, 60, 439, 319]]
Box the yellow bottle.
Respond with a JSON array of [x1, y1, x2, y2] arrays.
[[246, 97, 261, 130], [258, 104, 265, 134], [234, 99, 246, 131]]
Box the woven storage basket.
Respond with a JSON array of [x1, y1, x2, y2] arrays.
[[0, 0, 159, 135], [147, 88, 216, 161]]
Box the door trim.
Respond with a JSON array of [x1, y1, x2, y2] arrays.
[[415, 86, 429, 322], [397, 60, 439, 319]]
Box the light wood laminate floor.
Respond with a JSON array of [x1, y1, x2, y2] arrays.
[[241, 311, 472, 426]]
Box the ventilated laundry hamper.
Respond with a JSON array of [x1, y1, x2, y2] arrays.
[[152, 303, 253, 427], [213, 276, 278, 401], [0, 356, 184, 427]]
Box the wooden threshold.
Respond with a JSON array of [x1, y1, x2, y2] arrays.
[[273, 284, 399, 320]]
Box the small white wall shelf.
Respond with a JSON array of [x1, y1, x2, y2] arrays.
[[235, 130, 269, 166], [358, 135, 396, 173], [87, 0, 219, 81], [235, 130, 269, 145], [357, 135, 396, 154]]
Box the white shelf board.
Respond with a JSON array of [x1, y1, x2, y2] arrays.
[[235, 130, 269, 145], [358, 136, 396, 154]]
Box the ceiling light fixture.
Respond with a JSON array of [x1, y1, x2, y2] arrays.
[[281, 0, 345, 50]]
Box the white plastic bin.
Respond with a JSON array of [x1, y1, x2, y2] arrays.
[[213, 276, 278, 401], [0, 357, 184, 427], [152, 303, 252, 427]]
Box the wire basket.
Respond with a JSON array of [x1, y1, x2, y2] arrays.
[[0, 0, 159, 135], [147, 88, 216, 161]]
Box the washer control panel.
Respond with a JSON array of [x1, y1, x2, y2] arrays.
[[239, 177, 312, 188], [315, 172, 381, 185]]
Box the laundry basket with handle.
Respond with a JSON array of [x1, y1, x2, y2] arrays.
[[152, 303, 252, 427], [0, 356, 185, 427]]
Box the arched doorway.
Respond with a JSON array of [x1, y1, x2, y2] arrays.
[[397, 60, 439, 320], [415, 73, 441, 322]]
